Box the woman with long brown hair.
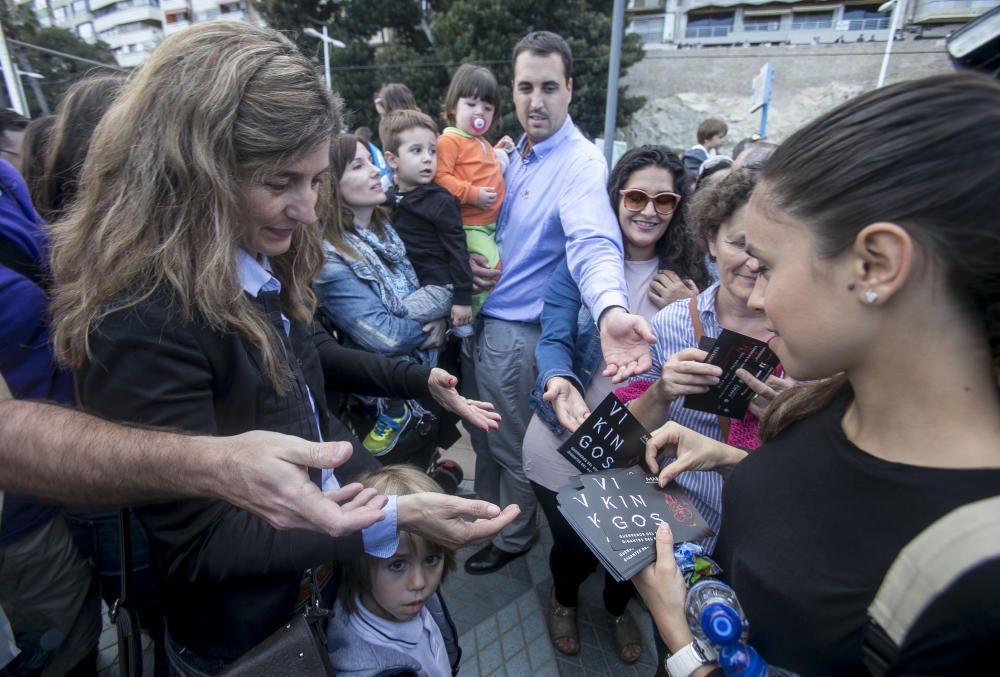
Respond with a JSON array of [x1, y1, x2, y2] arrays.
[[49, 21, 510, 673]]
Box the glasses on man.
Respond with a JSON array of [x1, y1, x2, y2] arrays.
[[619, 189, 681, 216]]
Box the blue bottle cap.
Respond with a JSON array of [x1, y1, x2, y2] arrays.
[[700, 603, 743, 645]]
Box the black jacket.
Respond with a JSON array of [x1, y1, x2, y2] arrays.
[[386, 183, 473, 306], [76, 287, 431, 661]]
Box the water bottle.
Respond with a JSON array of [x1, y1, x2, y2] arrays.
[[719, 642, 768, 677], [684, 579, 748, 646]]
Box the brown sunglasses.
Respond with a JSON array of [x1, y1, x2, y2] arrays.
[[619, 189, 681, 216]]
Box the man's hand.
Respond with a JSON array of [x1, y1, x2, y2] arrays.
[[476, 186, 498, 209], [213, 432, 387, 537], [598, 307, 656, 383], [427, 368, 501, 432], [543, 376, 590, 433], [469, 253, 501, 293], [396, 493, 521, 549], [420, 320, 447, 350]]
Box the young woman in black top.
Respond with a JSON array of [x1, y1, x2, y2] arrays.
[[632, 72, 1000, 676]]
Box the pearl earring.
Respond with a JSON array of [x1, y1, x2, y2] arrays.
[[863, 289, 879, 304]]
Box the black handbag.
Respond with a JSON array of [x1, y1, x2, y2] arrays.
[[218, 570, 335, 676], [111, 508, 144, 677]]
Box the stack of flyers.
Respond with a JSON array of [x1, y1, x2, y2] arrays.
[[556, 466, 714, 582]]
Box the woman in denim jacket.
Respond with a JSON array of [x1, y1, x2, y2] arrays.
[[522, 146, 710, 664], [315, 135, 451, 460]]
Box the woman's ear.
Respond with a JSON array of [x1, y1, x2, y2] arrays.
[[850, 222, 914, 304]]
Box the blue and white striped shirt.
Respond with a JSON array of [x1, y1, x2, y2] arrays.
[[640, 282, 726, 553]]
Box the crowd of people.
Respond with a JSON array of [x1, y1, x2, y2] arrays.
[[0, 18, 997, 677]]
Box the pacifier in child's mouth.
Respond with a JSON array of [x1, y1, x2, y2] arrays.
[[472, 116, 486, 132]]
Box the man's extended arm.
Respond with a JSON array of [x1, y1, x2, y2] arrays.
[[0, 380, 383, 536]]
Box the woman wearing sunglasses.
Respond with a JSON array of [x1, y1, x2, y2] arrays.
[[627, 167, 798, 463], [521, 145, 710, 663]]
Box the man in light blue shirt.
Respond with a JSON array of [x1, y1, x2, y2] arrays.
[[464, 31, 655, 575]]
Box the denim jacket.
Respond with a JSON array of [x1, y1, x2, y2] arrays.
[[529, 259, 604, 436], [314, 240, 430, 360]]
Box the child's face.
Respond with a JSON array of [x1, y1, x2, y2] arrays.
[[361, 534, 445, 623], [454, 96, 495, 137], [388, 127, 437, 192], [706, 132, 727, 150]]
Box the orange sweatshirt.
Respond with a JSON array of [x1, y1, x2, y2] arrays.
[[435, 127, 506, 226]]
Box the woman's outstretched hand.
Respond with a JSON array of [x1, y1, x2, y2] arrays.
[[427, 368, 501, 432]]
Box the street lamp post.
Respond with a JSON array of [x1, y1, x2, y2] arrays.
[[303, 25, 346, 92], [877, 0, 907, 87]]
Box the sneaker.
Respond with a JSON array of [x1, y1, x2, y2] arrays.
[[363, 404, 411, 456]]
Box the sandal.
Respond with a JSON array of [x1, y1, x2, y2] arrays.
[[548, 587, 580, 655], [610, 610, 642, 664]]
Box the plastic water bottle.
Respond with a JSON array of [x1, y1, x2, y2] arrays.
[[685, 579, 748, 646], [719, 642, 768, 677]]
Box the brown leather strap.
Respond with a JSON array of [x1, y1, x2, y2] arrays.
[[688, 297, 731, 442]]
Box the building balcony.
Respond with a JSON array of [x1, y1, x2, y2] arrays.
[[94, 5, 162, 33], [99, 25, 162, 48], [161, 0, 189, 13], [911, 0, 998, 23], [163, 19, 191, 35]]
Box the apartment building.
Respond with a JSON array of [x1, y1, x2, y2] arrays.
[[627, 0, 1000, 47], [26, 0, 259, 67]]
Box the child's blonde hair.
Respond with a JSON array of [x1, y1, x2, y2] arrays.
[[337, 465, 456, 614]]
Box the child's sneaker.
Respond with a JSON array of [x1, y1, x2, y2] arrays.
[[450, 324, 474, 339], [363, 403, 411, 455]]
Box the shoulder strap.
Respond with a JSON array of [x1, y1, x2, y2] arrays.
[[864, 494, 1000, 674], [687, 297, 730, 442]]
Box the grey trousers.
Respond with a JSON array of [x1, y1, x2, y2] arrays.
[[0, 515, 101, 675], [471, 317, 541, 552]]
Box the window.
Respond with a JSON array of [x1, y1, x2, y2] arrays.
[[743, 15, 782, 32], [628, 15, 665, 43], [72, 0, 87, 14], [629, 0, 663, 9], [791, 10, 834, 30], [78, 21, 94, 39], [685, 12, 734, 38], [843, 6, 890, 29]]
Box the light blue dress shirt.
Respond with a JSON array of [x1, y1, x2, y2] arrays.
[[485, 115, 630, 324], [236, 249, 399, 557]]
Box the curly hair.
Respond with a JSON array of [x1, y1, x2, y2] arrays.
[[686, 167, 758, 253]]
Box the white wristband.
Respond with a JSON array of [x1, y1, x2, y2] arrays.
[[665, 638, 717, 677]]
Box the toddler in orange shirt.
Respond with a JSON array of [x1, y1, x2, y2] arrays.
[[435, 64, 513, 318]]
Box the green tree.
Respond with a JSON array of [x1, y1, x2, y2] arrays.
[[253, 0, 644, 143], [0, 2, 118, 117]]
